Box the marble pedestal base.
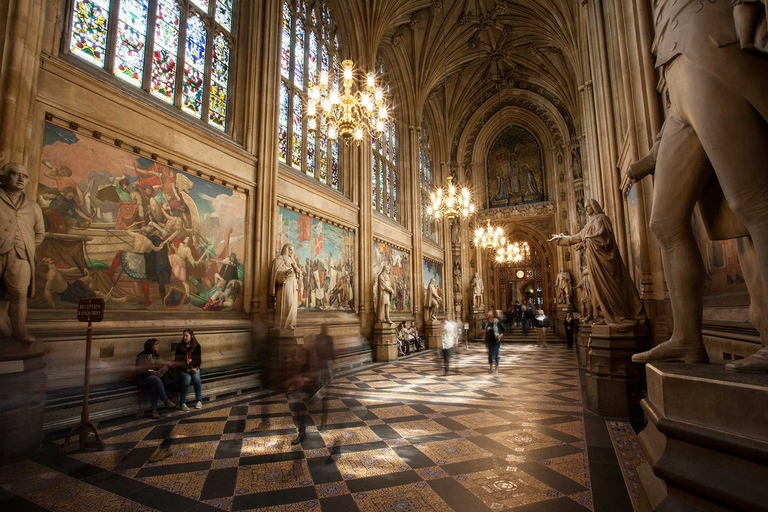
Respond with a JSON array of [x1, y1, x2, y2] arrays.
[[372, 323, 397, 362], [0, 342, 46, 464], [424, 320, 441, 350], [585, 323, 651, 420], [576, 324, 591, 369], [636, 363, 768, 512], [470, 308, 485, 341]]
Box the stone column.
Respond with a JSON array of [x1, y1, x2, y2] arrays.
[[636, 363, 768, 512], [0, 0, 47, 164]]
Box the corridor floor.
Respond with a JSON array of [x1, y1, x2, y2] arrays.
[[0, 343, 643, 512]]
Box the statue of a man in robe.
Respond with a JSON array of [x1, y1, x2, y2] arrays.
[[550, 200, 644, 331], [376, 263, 394, 324], [270, 243, 302, 330], [470, 272, 484, 309], [0, 163, 45, 342], [426, 278, 442, 320], [555, 269, 572, 305]]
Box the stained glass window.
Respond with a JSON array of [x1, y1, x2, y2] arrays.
[[182, 12, 206, 118], [151, 0, 180, 103], [419, 124, 438, 242], [114, 0, 149, 86], [371, 63, 398, 221], [69, 0, 236, 130], [70, 0, 111, 67], [278, 1, 342, 189]]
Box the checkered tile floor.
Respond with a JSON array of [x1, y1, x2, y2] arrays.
[[0, 344, 640, 512]]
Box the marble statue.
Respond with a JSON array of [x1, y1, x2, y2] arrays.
[[574, 264, 594, 322], [555, 269, 572, 305], [451, 220, 460, 245], [426, 277, 442, 320], [376, 263, 394, 324], [470, 272, 484, 309], [549, 199, 644, 331], [270, 243, 302, 330], [622, 0, 768, 369], [0, 163, 44, 343], [452, 261, 461, 293]]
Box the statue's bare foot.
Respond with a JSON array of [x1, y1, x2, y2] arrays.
[[726, 346, 768, 374], [632, 339, 708, 364], [11, 330, 36, 343]]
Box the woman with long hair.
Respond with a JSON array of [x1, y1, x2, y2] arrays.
[[135, 338, 175, 419], [175, 329, 203, 411]]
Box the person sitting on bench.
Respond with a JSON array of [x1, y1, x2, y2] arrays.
[[135, 338, 176, 419]]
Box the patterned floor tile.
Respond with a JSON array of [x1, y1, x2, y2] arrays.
[[103, 427, 154, 444], [607, 420, 644, 512], [352, 482, 451, 511], [171, 421, 227, 438], [312, 411, 363, 425], [315, 481, 350, 498], [488, 429, 561, 453], [240, 500, 321, 511], [241, 435, 302, 456], [389, 419, 451, 438], [235, 460, 313, 494], [203, 496, 234, 511], [245, 416, 297, 431], [457, 465, 561, 509], [540, 451, 591, 488], [451, 412, 512, 430], [333, 448, 411, 479], [138, 470, 209, 500], [145, 440, 220, 466], [368, 405, 423, 419], [319, 426, 382, 447], [412, 439, 491, 465], [69, 447, 134, 471]]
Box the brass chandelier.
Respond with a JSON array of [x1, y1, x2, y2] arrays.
[[427, 176, 476, 220], [496, 240, 531, 264], [305, 60, 389, 145], [474, 219, 506, 249]]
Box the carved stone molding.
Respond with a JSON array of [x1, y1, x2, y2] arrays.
[[475, 201, 557, 221]]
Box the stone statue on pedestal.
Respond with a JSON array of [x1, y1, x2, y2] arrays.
[[549, 199, 644, 331], [425, 278, 442, 320], [470, 272, 484, 309], [555, 268, 572, 305], [452, 261, 461, 293], [0, 163, 45, 343], [621, 0, 768, 370], [574, 264, 595, 322], [376, 264, 394, 324], [270, 243, 302, 330]]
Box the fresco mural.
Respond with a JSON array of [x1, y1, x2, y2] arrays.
[[33, 122, 247, 311], [487, 126, 545, 208], [373, 242, 411, 314], [276, 207, 355, 311], [422, 258, 444, 314]]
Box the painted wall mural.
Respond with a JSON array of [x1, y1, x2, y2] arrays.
[[34, 122, 247, 311], [373, 242, 411, 314], [487, 126, 545, 208], [422, 258, 443, 313], [276, 207, 355, 311]]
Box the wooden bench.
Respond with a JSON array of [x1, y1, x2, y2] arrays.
[[44, 364, 261, 433]]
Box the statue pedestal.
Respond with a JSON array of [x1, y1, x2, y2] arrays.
[[585, 323, 651, 420], [555, 305, 573, 337], [471, 308, 485, 342], [270, 328, 305, 370], [424, 320, 441, 350], [576, 323, 591, 369], [0, 343, 46, 464], [636, 363, 768, 512], [372, 323, 397, 362]]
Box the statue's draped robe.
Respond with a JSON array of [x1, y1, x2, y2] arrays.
[[271, 255, 299, 329], [560, 214, 644, 331]]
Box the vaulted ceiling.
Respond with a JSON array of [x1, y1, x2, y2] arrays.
[[342, 0, 584, 168]]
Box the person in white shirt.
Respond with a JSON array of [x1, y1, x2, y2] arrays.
[[441, 315, 460, 375]]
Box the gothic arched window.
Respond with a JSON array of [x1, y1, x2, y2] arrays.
[[278, 0, 341, 190], [419, 125, 437, 242], [372, 61, 398, 221], [67, 0, 236, 131]]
